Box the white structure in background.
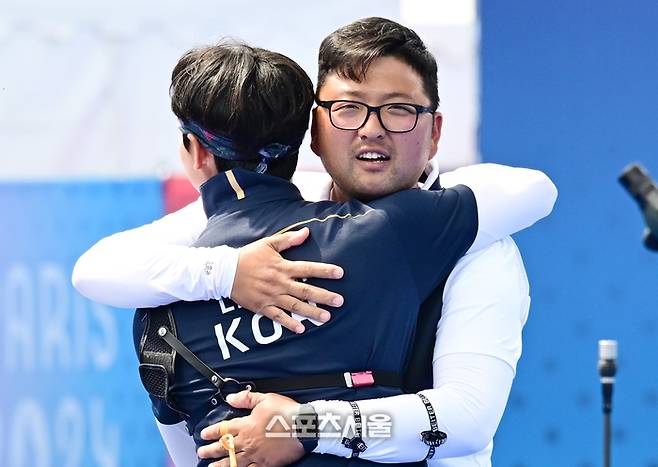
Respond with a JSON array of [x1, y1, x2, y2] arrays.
[[0, 0, 478, 179], [402, 0, 480, 172]]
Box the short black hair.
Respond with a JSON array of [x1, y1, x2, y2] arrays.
[[317, 17, 439, 110], [171, 41, 314, 179]]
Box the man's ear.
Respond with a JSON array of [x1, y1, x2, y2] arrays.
[[429, 112, 443, 158], [186, 134, 214, 170], [310, 108, 321, 157], [186, 134, 218, 180]]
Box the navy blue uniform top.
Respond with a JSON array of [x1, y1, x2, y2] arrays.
[[134, 169, 478, 466], [403, 176, 447, 394]]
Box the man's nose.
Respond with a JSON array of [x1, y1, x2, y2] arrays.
[[357, 110, 386, 139]]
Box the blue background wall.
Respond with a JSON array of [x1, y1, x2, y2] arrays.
[[481, 1, 658, 465], [0, 182, 167, 467]]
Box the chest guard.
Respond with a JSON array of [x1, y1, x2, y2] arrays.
[[138, 306, 258, 419], [137, 306, 187, 416]]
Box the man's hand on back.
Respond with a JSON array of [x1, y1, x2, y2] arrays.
[[231, 227, 345, 333]]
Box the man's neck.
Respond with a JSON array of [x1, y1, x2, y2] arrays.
[[329, 183, 343, 202], [328, 181, 424, 204], [329, 182, 352, 202]]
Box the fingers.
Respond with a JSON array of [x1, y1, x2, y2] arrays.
[[201, 419, 239, 442], [286, 280, 343, 308], [197, 439, 229, 459], [278, 298, 331, 324], [208, 451, 254, 467], [197, 432, 244, 460], [225, 391, 267, 410], [268, 227, 310, 252], [267, 229, 344, 281], [261, 305, 307, 334], [285, 259, 344, 281], [232, 229, 344, 317], [262, 298, 331, 333]]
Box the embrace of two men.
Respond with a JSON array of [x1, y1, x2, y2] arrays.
[[73, 17, 557, 467]]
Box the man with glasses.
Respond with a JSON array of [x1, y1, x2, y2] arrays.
[[73, 18, 556, 467]]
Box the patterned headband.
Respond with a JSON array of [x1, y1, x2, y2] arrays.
[[179, 119, 301, 174]]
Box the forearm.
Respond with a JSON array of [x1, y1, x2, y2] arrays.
[[71, 198, 238, 308], [72, 234, 238, 308], [310, 353, 513, 462]]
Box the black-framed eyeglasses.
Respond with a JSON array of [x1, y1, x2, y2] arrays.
[[315, 98, 435, 133]]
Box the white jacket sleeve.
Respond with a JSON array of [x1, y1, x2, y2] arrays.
[[71, 198, 239, 308], [156, 420, 198, 467], [440, 163, 557, 254], [311, 238, 529, 462]]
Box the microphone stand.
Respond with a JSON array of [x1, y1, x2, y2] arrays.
[[603, 392, 611, 467], [598, 340, 617, 467]]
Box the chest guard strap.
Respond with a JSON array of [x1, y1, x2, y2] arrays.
[[138, 306, 254, 409], [158, 325, 255, 396]]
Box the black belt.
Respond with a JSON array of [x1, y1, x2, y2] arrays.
[[253, 370, 402, 393]]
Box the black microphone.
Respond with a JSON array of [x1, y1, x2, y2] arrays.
[[598, 339, 617, 414], [619, 163, 658, 251]]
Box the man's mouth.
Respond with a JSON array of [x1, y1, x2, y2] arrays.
[[356, 152, 391, 163]]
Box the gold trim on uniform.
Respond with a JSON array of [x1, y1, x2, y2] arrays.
[[274, 210, 375, 235], [226, 170, 246, 200]]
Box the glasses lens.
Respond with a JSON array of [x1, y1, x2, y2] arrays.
[[329, 101, 368, 130], [380, 104, 418, 132]]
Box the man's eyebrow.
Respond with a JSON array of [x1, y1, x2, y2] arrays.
[[339, 91, 415, 101], [379, 91, 415, 101]]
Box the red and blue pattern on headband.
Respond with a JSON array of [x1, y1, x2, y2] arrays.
[[179, 119, 299, 174]]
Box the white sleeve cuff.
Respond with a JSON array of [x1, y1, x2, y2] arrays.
[[309, 400, 353, 457], [205, 244, 240, 299]]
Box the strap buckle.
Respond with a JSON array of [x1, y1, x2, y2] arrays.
[[343, 371, 375, 388]]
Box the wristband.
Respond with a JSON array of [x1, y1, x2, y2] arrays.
[[294, 403, 319, 453], [341, 401, 367, 457], [417, 393, 447, 459]]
